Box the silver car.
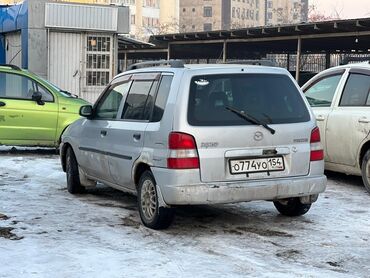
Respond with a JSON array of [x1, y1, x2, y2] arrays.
[[60, 61, 326, 229], [302, 62, 370, 193]]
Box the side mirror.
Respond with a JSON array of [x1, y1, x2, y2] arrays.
[[79, 105, 93, 118], [32, 91, 45, 105]]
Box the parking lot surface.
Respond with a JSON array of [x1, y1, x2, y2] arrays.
[[0, 149, 369, 277]]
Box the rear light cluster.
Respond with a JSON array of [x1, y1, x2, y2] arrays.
[[167, 132, 200, 169], [310, 127, 324, 161]]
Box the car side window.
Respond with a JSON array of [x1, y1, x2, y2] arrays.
[[151, 75, 173, 122], [95, 82, 131, 119], [0, 72, 52, 101], [339, 73, 370, 106], [121, 79, 157, 121], [304, 74, 343, 107], [34, 84, 54, 102]]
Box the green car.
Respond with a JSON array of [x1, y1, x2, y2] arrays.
[[0, 65, 89, 147]]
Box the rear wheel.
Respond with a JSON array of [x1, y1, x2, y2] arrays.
[[361, 149, 370, 193], [138, 170, 174, 229], [66, 147, 85, 194], [273, 198, 311, 216]]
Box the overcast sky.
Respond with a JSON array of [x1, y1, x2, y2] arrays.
[[310, 0, 370, 19]]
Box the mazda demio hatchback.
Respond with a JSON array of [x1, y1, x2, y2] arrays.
[[60, 61, 327, 229]]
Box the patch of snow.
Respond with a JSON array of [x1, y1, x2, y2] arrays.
[[0, 151, 370, 277]]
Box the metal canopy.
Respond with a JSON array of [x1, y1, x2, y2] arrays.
[[149, 18, 370, 44], [118, 18, 370, 82]]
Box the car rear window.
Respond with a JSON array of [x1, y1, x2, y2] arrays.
[[188, 74, 310, 126]]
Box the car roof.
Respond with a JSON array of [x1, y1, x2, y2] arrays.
[[115, 64, 289, 80], [323, 62, 370, 73]]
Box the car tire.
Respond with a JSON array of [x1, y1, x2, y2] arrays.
[[273, 198, 311, 216], [66, 147, 85, 194], [138, 170, 174, 229], [361, 149, 370, 193]]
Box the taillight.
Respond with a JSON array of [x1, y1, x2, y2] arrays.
[[310, 127, 324, 161], [167, 132, 200, 169]]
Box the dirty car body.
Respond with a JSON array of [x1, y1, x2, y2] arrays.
[[61, 62, 327, 229], [302, 62, 370, 192]]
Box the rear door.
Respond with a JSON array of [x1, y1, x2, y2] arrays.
[[0, 71, 58, 146], [303, 70, 346, 160], [326, 69, 370, 166], [105, 73, 160, 190], [187, 73, 312, 183]]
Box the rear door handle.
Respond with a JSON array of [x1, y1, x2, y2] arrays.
[[100, 130, 107, 136], [316, 115, 325, 121], [358, 117, 370, 123], [0, 101, 5, 107], [133, 133, 141, 141]]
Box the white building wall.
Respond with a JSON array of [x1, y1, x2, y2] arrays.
[[48, 31, 115, 103]]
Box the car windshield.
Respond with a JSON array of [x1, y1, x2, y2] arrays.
[[188, 73, 310, 126]]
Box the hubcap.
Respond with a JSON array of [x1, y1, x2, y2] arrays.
[[140, 179, 157, 221]]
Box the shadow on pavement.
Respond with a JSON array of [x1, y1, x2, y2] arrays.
[[0, 146, 58, 155]]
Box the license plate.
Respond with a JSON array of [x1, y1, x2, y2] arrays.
[[229, 156, 285, 174]]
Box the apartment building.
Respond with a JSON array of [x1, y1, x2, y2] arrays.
[[265, 0, 308, 25], [64, 0, 179, 37], [0, 0, 179, 38], [180, 0, 309, 32]]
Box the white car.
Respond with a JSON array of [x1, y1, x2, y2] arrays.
[[302, 63, 370, 193]]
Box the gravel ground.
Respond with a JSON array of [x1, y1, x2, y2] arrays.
[[0, 149, 369, 277]]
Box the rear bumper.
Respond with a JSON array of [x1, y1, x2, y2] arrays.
[[155, 174, 326, 205]]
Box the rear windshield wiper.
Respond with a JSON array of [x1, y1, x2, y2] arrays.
[[225, 105, 276, 134]]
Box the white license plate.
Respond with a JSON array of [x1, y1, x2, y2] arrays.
[[229, 157, 285, 174]]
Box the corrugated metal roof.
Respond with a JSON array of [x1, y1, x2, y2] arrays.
[[149, 18, 370, 44]]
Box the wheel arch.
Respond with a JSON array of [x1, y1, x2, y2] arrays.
[[133, 162, 151, 189], [57, 124, 71, 146]]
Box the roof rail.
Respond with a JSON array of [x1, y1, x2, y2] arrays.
[[0, 64, 21, 70], [340, 57, 370, 65], [225, 59, 277, 67], [127, 60, 184, 71]]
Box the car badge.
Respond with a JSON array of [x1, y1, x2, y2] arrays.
[[254, 131, 263, 141]]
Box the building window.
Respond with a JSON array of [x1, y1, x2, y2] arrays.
[[143, 0, 158, 8], [203, 23, 212, 31], [267, 1, 273, 8], [86, 36, 111, 87], [237, 8, 240, 18], [232, 7, 235, 18], [131, 14, 135, 24], [256, 0, 259, 8], [204, 6, 212, 17], [183, 8, 186, 12], [267, 12, 272, 20], [192, 7, 195, 12]]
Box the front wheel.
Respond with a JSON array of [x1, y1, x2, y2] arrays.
[[361, 149, 370, 193], [138, 170, 175, 229], [273, 198, 311, 216], [66, 147, 85, 194]]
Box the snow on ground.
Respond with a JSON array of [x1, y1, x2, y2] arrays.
[[0, 147, 370, 277]]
